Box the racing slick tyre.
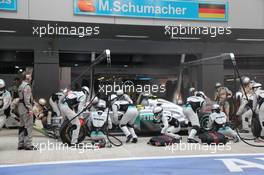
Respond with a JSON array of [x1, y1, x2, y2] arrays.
[[60, 118, 87, 145], [199, 113, 212, 133]]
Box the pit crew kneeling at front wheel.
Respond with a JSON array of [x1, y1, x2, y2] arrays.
[[60, 86, 89, 145], [153, 106, 182, 140], [208, 104, 240, 143], [183, 91, 206, 143], [88, 100, 112, 148], [111, 90, 138, 143]]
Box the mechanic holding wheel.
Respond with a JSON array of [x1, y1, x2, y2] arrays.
[[60, 86, 90, 146]]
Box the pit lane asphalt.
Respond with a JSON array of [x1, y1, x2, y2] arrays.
[[0, 129, 263, 165]]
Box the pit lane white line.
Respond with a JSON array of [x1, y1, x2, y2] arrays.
[[1, 153, 264, 168]]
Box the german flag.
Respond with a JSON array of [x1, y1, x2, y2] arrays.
[[199, 4, 226, 19]]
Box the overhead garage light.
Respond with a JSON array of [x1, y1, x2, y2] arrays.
[[0, 30, 16, 33], [171, 37, 201, 40], [98, 77, 105, 81], [236, 38, 264, 42], [115, 35, 149, 39]]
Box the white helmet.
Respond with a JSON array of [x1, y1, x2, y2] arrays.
[[97, 100, 106, 110], [253, 83, 262, 89], [116, 89, 124, 96], [81, 86, 90, 95], [236, 91, 243, 99], [194, 91, 206, 99], [60, 88, 69, 96], [189, 87, 196, 93], [0, 79, 6, 94], [153, 106, 163, 115], [242, 76, 250, 85], [92, 96, 99, 105], [215, 82, 221, 88], [0, 79, 6, 89], [212, 104, 220, 113], [110, 94, 118, 101], [38, 98, 47, 106]]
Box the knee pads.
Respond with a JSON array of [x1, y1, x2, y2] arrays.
[[192, 125, 200, 132]]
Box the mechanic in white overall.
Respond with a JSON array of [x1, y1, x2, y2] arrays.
[[183, 91, 206, 143], [153, 106, 182, 140], [60, 86, 89, 145], [208, 104, 239, 142], [111, 90, 138, 143]]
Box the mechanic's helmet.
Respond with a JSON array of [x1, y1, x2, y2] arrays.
[[116, 89, 124, 96], [253, 82, 262, 90], [242, 76, 250, 85], [153, 106, 163, 114], [92, 96, 99, 105], [109, 94, 118, 102], [215, 82, 222, 88], [189, 87, 196, 94], [61, 88, 68, 95], [235, 91, 243, 99], [153, 106, 163, 119], [38, 98, 47, 106], [81, 86, 90, 95], [0, 79, 6, 94], [96, 100, 106, 111], [194, 91, 206, 99], [212, 104, 221, 113]]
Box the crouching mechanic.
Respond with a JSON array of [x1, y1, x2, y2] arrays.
[[32, 98, 49, 129], [49, 89, 68, 119], [88, 100, 112, 147], [254, 89, 264, 142], [0, 79, 12, 130], [60, 86, 89, 145], [183, 91, 206, 143], [153, 106, 182, 140], [111, 90, 138, 143], [208, 104, 239, 142]]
